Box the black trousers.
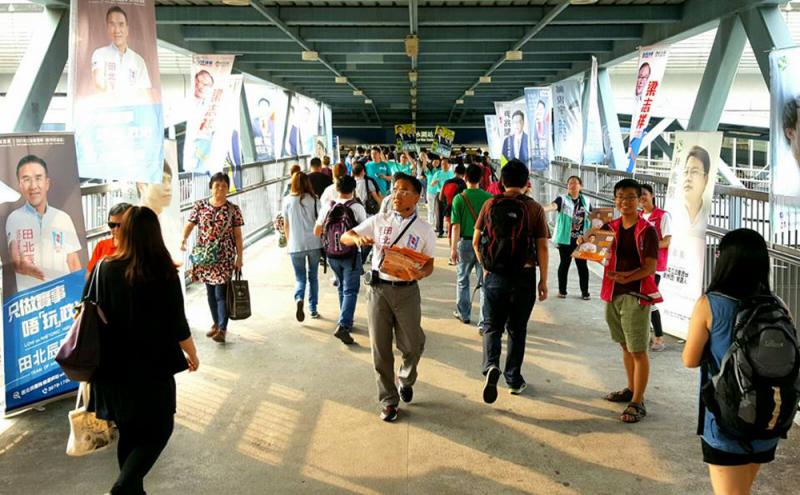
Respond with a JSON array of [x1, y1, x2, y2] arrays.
[[557, 243, 589, 296], [652, 274, 663, 337], [111, 414, 175, 495]]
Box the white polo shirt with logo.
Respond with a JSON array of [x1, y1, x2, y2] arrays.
[[91, 44, 152, 92], [352, 211, 436, 282], [6, 203, 81, 291]]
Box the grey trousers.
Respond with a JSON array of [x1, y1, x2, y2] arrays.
[[367, 283, 426, 407]]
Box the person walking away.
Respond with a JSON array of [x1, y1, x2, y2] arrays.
[[640, 183, 672, 351], [282, 172, 323, 321], [596, 178, 661, 423], [315, 175, 367, 344], [431, 158, 454, 237], [341, 173, 436, 422], [451, 164, 492, 329], [321, 155, 333, 178], [90, 206, 199, 494], [543, 176, 592, 300], [424, 157, 441, 225], [473, 160, 549, 403], [307, 157, 332, 199], [87, 202, 132, 276], [319, 162, 348, 206], [181, 172, 244, 344], [440, 164, 467, 254], [683, 228, 797, 495]]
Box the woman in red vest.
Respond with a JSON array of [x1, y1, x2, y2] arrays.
[[640, 184, 672, 351]]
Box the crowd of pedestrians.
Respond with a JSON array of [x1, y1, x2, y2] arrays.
[[78, 143, 796, 495]]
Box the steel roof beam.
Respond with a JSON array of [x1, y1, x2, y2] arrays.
[[245, 0, 381, 124]]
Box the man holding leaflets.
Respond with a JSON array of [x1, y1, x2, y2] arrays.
[[341, 173, 436, 423]]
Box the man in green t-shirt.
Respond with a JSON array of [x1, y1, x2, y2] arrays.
[[450, 164, 493, 330]]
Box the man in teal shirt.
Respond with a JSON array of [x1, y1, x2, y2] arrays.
[[429, 158, 454, 235], [365, 146, 391, 195]]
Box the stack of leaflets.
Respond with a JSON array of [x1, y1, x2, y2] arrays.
[[380, 246, 431, 280], [589, 207, 614, 229], [572, 230, 615, 265]]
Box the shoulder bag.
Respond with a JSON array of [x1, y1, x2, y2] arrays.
[[226, 269, 251, 320], [190, 201, 233, 268], [66, 382, 117, 456]]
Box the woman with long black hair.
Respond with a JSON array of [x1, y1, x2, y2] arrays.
[[683, 229, 782, 495], [90, 206, 199, 494]]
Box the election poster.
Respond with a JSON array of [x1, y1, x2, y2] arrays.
[[552, 79, 583, 164], [284, 94, 320, 158], [244, 80, 288, 163], [494, 100, 530, 167], [484, 115, 503, 161], [627, 44, 669, 172], [524, 87, 553, 172], [582, 56, 606, 165], [0, 134, 89, 415], [659, 131, 722, 339], [222, 75, 243, 189], [395, 124, 417, 152], [183, 54, 236, 174], [769, 47, 800, 236], [321, 104, 334, 160], [313, 135, 328, 159], [69, 0, 164, 183], [431, 126, 455, 157]]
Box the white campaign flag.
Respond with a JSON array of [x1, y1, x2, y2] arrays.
[[582, 56, 605, 165], [627, 45, 669, 172], [484, 115, 502, 161], [552, 79, 583, 164], [659, 131, 722, 339]]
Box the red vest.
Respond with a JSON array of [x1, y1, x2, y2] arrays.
[[640, 208, 669, 272], [600, 217, 663, 306]]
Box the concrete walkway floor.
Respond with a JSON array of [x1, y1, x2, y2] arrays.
[[1, 233, 798, 494]]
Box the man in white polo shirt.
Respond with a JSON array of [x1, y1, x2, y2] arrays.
[[342, 173, 436, 422], [91, 6, 152, 93], [6, 155, 82, 293]]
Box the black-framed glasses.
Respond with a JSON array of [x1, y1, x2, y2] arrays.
[[108, 222, 121, 229]]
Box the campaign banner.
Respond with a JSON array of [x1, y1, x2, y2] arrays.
[[769, 48, 800, 236], [313, 135, 328, 160], [222, 75, 243, 188], [245, 81, 288, 163], [322, 104, 334, 160], [494, 100, 529, 167], [484, 115, 502, 161], [0, 134, 90, 414], [285, 94, 320, 158], [69, 0, 164, 183], [431, 126, 455, 157], [552, 79, 583, 164], [395, 124, 417, 152], [183, 54, 235, 174], [659, 131, 722, 339], [582, 56, 605, 165], [627, 44, 669, 172], [524, 87, 553, 172]]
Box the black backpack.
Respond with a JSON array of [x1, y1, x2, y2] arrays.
[[363, 177, 380, 215], [701, 293, 800, 444], [478, 195, 532, 275]]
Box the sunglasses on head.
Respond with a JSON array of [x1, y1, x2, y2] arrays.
[[108, 222, 121, 229]]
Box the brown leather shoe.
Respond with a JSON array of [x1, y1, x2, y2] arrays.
[[206, 324, 219, 338], [212, 330, 226, 343]]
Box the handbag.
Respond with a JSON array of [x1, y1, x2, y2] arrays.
[[56, 260, 107, 382], [66, 382, 117, 457], [226, 269, 251, 320], [364, 177, 380, 215], [190, 201, 233, 267]]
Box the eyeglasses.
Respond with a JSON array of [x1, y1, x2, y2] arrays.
[[685, 169, 706, 179], [108, 222, 121, 229]]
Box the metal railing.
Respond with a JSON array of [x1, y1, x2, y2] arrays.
[[80, 156, 305, 280], [531, 163, 800, 320]]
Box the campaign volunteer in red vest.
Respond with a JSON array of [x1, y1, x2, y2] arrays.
[[640, 184, 672, 352], [591, 178, 662, 424]]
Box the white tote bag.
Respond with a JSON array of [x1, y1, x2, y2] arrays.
[[66, 382, 117, 456]]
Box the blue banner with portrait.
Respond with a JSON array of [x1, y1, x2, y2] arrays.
[[3, 271, 84, 414], [524, 87, 553, 172]]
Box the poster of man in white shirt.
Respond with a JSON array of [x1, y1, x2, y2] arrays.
[[91, 6, 152, 93], [0, 135, 89, 298]]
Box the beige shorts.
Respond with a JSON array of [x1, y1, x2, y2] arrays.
[[605, 295, 651, 353]]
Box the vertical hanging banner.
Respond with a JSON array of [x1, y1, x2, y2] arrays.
[[431, 126, 455, 157], [659, 131, 722, 339], [552, 79, 583, 164], [583, 56, 606, 165], [484, 115, 503, 161], [494, 100, 529, 167], [0, 134, 89, 415], [223, 76, 243, 190], [769, 47, 800, 236], [312, 136, 328, 159], [524, 87, 553, 172], [183, 54, 235, 174], [395, 124, 417, 152], [322, 105, 334, 160], [69, 0, 164, 183], [245, 81, 288, 163], [284, 94, 320, 158], [627, 44, 669, 173]]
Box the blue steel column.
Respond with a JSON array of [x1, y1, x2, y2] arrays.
[[238, 84, 257, 164], [3, 7, 68, 133], [596, 68, 627, 171], [739, 6, 794, 87]]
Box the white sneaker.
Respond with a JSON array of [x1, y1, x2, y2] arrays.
[[509, 382, 528, 395]]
